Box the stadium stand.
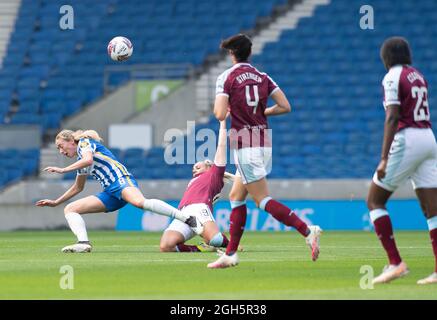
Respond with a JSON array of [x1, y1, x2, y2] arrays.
[[1, 0, 287, 130], [0, 0, 287, 187], [0, 148, 39, 188], [250, 0, 437, 178], [1, 0, 437, 185], [114, 0, 437, 180]]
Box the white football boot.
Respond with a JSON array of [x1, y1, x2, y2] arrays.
[[305, 225, 322, 261], [61, 242, 92, 253], [417, 272, 437, 285], [372, 262, 409, 284], [207, 253, 239, 269]]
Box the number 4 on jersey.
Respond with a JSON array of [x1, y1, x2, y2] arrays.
[[245, 85, 259, 114]]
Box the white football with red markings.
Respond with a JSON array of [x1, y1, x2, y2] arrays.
[[107, 36, 133, 61]]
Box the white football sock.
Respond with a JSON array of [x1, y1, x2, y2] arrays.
[[143, 199, 187, 222], [65, 212, 89, 242]]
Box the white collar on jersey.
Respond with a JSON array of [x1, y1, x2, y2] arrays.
[[234, 62, 251, 67], [389, 64, 410, 70]]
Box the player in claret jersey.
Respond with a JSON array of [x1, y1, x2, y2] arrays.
[[207, 34, 322, 269], [159, 118, 236, 253], [367, 37, 437, 285]]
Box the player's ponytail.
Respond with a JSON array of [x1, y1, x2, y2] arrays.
[[73, 130, 103, 142], [55, 129, 103, 144]]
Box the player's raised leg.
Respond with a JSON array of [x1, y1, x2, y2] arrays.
[[121, 186, 198, 228], [415, 188, 437, 284], [367, 182, 408, 284], [62, 195, 106, 253], [247, 178, 322, 261]]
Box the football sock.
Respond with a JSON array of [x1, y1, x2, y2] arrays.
[[221, 233, 230, 248], [209, 232, 229, 247], [143, 199, 187, 222], [65, 212, 89, 242], [370, 209, 402, 265], [427, 216, 437, 273], [225, 201, 247, 256], [260, 197, 309, 237], [176, 244, 201, 252]]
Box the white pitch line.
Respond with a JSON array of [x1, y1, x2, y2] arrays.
[[0, 257, 408, 263]]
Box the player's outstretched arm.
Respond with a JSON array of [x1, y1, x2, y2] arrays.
[[214, 118, 228, 166], [214, 95, 229, 121], [376, 105, 400, 180], [265, 89, 291, 116], [36, 174, 87, 207], [43, 151, 93, 174]]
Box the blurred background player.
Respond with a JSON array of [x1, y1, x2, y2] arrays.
[[159, 117, 237, 253], [208, 34, 322, 269], [36, 129, 197, 253], [367, 37, 437, 285]]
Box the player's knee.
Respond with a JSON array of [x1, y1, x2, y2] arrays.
[[131, 197, 146, 209], [366, 200, 374, 211], [159, 240, 175, 252], [64, 203, 76, 215], [159, 244, 172, 252], [366, 196, 380, 211], [229, 189, 245, 202], [426, 206, 437, 219]]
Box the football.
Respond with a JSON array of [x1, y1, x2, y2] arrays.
[[107, 36, 133, 61]]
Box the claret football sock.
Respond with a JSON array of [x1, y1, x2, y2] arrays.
[[225, 202, 247, 256], [431, 229, 437, 273], [371, 211, 402, 265], [176, 244, 201, 252], [426, 216, 437, 272], [260, 197, 309, 237], [221, 233, 230, 247]]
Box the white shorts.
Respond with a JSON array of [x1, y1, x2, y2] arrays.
[[234, 147, 272, 184], [373, 128, 437, 192], [164, 203, 215, 241]]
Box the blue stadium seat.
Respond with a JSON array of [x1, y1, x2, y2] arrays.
[[2, 0, 436, 181]]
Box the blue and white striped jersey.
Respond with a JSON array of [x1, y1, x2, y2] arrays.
[[76, 138, 134, 189]]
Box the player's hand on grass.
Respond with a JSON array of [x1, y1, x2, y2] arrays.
[[43, 166, 65, 174], [376, 158, 388, 180], [35, 199, 58, 207]]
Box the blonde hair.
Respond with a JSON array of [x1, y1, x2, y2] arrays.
[[223, 171, 235, 184], [203, 159, 235, 184], [56, 129, 103, 143]]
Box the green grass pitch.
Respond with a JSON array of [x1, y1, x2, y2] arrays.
[[0, 231, 436, 299]]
